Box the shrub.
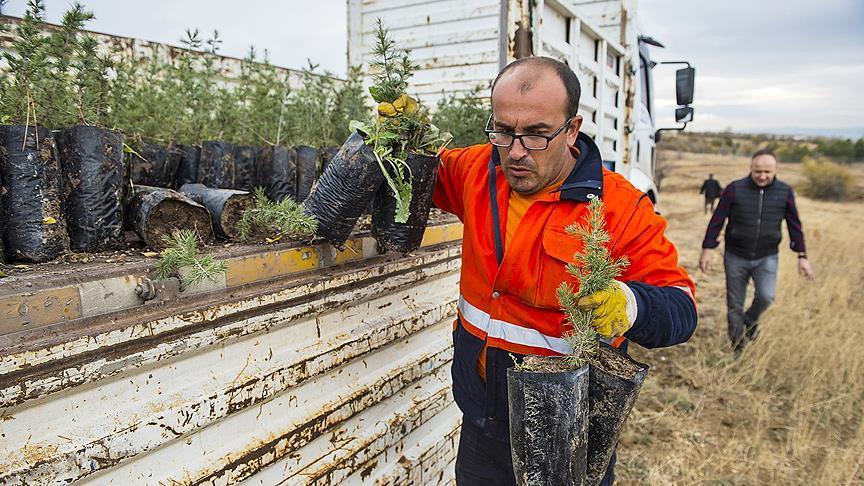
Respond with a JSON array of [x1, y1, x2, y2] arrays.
[[800, 157, 854, 201], [433, 86, 490, 147]]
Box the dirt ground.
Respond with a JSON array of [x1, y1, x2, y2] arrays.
[[616, 152, 864, 484]]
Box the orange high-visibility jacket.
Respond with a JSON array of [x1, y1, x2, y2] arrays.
[[433, 132, 697, 440]]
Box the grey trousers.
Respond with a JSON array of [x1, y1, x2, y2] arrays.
[[724, 252, 778, 349]]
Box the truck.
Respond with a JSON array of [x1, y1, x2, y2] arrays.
[[350, 0, 696, 203], [0, 1, 692, 484]]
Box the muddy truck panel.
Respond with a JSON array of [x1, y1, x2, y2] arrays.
[[0, 223, 463, 484]]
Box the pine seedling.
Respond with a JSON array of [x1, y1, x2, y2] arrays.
[[1, 0, 50, 127], [558, 197, 630, 368], [71, 34, 113, 126], [155, 230, 227, 291], [236, 188, 318, 241], [41, 2, 94, 128], [350, 20, 450, 223], [284, 61, 339, 148]]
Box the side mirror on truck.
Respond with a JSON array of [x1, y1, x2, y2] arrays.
[[675, 106, 694, 123], [676, 67, 695, 106], [655, 62, 695, 142]]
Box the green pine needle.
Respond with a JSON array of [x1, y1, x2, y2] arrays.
[[155, 229, 227, 291], [236, 188, 318, 241], [557, 197, 629, 367]]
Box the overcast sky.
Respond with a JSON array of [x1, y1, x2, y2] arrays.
[[4, 0, 863, 138]]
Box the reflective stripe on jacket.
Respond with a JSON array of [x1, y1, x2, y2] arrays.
[[433, 132, 697, 441]]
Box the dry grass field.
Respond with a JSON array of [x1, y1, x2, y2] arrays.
[[616, 152, 864, 484]]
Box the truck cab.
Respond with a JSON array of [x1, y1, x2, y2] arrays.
[[347, 0, 695, 202]]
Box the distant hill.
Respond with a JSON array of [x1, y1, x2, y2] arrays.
[[658, 131, 864, 163]]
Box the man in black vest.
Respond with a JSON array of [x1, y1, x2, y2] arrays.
[[699, 173, 723, 213], [699, 149, 814, 353]]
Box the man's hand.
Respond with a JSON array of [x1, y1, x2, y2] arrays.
[[577, 281, 638, 338], [699, 248, 714, 273], [798, 257, 815, 280]]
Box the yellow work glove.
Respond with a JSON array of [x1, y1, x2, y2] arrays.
[[378, 94, 419, 119], [377, 101, 398, 117], [393, 94, 418, 114], [577, 280, 638, 338]]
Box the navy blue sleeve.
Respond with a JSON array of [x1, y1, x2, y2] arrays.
[[624, 283, 697, 348], [785, 189, 807, 253]]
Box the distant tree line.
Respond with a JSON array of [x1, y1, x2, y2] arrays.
[[658, 131, 864, 164]]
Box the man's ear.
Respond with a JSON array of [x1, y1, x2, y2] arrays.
[[567, 115, 583, 146]]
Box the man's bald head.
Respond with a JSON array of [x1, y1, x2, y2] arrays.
[[491, 57, 582, 119]]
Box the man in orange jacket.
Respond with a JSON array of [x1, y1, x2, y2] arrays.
[[433, 57, 697, 485]]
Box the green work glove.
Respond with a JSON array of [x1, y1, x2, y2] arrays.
[[577, 280, 638, 338]]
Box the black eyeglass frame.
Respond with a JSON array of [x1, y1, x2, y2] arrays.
[[483, 113, 575, 151]]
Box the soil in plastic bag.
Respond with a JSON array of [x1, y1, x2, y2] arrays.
[[179, 183, 254, 240], [129, 141, 180, 188], [320, 146, 339, 175], [233, 145, 257, 191], [0, 125, 69, 262], [586, 344, 649, 485], [57, 125, 128, 252], [125, 184, 213, 250], [371, 151, 439, 253], [256, 145, 296, 202], [508, 360, 590, 486], [303, 131, 384, 249], [198, 141, 236, 189], [174, 144, 201, 188], [295, 145, 319, 202]]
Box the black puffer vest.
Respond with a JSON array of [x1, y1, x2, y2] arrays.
[[725, 176, 792, 259]]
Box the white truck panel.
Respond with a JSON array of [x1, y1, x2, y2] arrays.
[[0, 227, 465, 484]]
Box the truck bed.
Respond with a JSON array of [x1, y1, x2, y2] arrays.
[[0, 217, 463, 484]]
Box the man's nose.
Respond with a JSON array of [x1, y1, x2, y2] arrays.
[[510, 137, 529, 159]]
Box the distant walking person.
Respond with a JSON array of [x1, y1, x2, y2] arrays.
[[699, 174, 723, 213], [699, 149, 814, 353]]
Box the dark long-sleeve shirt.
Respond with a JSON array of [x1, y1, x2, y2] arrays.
[[703, 176, 806, 258]]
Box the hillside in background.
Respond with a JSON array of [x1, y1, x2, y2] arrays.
[[658, 130, 864, 164]]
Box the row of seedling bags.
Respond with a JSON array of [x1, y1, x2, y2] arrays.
[[0, 123, 439, 265]]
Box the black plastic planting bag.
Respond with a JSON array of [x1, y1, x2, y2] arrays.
[[0, 125, 5, 263], [508, 361, 590, 485], [179, 183, 253, 240], [125, 184, 213, 250], [0, 128, 5, 263], [303, 131, 384, 249], [233, 145, 257, 191], [295, 145, 319, 201], [320, 146, 339, 175], [586, 345, 649, 485], [371, 151, 439, 253], [256, 145, 296, 202], [129, 141, 180, 188], [0, 125, 69, 262], [174, 144, 201, 188], [57, 125, 128, 252], [198, 140, 236, 189]]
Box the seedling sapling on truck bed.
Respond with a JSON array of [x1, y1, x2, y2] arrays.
[[237, 188, 317, 242], [349, 19, 451, 223], [304, 19, 449, 249]]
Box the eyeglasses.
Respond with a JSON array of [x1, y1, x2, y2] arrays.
[[484, 114, 574, 151]]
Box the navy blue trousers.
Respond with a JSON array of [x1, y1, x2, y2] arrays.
[[455, 419, 615, 485]]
